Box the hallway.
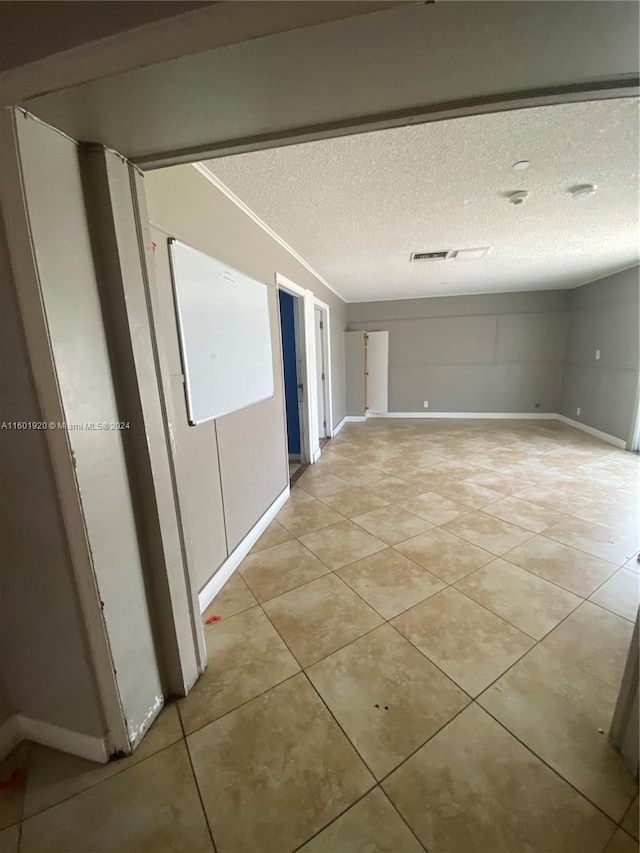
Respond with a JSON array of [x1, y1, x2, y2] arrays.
[[2, 420, 639, 853]]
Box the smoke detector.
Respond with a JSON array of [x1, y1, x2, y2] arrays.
[[507, 190, 529, 205]]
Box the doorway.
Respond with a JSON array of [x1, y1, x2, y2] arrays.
[[314, 303, 331, 444], [278, 287, 307, 482]]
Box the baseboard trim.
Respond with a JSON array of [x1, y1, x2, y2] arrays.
[[344, 415, 367, 423], [0, 715, 22, 761], [0, 714, 109, 763], [198, 484, 291, 614], [366, 412, 558, 420], [332, 416, 346, 436], [556, 415, 626, 449], [312, 446, 322, 463]]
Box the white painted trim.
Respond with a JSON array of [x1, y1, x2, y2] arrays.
[[344, 415, 368, 422], [314, 296, 334, 439], [312, 446, 322, 463], [193, 164, 345, 301], [0, 714, 109, 764], [556, 415, 627, 449], [198, 484, 290, 613], [366, 412, 558, 420], [0, 715, 22, 761], [333, 416, 347, 435]]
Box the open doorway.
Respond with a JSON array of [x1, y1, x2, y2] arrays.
[[314, 301, 332, 445], [278, 288, 306, 482]]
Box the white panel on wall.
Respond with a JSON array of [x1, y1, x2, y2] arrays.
[[169, 238, 274, 424], [367, 331, 389, 414]]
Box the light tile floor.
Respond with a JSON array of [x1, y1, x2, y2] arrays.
[[2, 420, 639, 852]]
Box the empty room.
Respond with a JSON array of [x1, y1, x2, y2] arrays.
[[0, 3, 639, 852]]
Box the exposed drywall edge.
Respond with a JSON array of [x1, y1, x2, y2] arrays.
[[0, 715, 22, 761], [198, 484, 290, 614], [556, 415, 627, 449], [192, 163, 345, 301], [367, 412, 558, 420], [333, 416, 347, 435], [2, 715, 109, 764]]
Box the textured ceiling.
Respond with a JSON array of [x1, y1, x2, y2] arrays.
[[206, 99, 640, 302]]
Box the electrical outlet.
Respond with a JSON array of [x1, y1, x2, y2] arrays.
[[576, 407, 581, 416], [423, 401, 429, 409], [595, 349, 601, 360]]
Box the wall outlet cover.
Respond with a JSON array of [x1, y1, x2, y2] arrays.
[[595, 349, 601, 360], [423, 401, 429, 408], [577, 407, 581, 416]]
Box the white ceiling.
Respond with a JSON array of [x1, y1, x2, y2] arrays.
[[206, 98, 640, 302]]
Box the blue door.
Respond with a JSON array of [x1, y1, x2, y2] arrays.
[[278, 290, 301, 455]]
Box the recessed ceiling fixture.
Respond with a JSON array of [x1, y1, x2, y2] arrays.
[[512, 160, 531, 170], [568, 183, 596, 199], [507, 190, 529, 205]]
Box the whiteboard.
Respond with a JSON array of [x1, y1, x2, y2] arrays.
[[168, 239, 274, 425]]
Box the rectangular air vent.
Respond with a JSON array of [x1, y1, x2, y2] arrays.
[[410, 251, 450, 261]]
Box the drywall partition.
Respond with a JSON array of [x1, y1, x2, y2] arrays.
[[6, 111, 164, 751], [347, 290, 571, 415], [144, 163, 347, 584], [0, 208, 105, 751], [562, 266, 640, 442]]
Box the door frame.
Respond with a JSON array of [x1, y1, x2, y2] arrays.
[[275, 273, 323, 464], [313, 297, 334, 439]]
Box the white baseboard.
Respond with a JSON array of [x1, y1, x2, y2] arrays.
[[367, 412, 557, 420], [198, 484, 291, 614], [0, 714, 109, 764], [312, 446, 322, 463], [0, 715, 22, 761], [556, 415, 627, 449], [332, 416, 347, 435], [344, 415, 367, 423]]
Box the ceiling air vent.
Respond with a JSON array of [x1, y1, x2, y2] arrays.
[[410, 251, 450, 261]]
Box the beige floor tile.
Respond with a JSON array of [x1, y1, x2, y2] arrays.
[[319, 487, 389, 517], [298, 473, 351, 498], [433, 480, 505, 509], [20, 742, 213, 853], [622, 794, 639, 840], [392, 588, 534, 696], [543, 517, 640, 565], [334, 464, 388, 488], [299, 788, 423, 853], [590, 568, 640, 622], [238, 539, 330, 602], [300, 520, 386, 570], [179, 606, 299, 733], [0, 742, 28, 831], [263, 574, 383, 667], [352, 504, 433, 546], [442, 511, 534, 556], [399, 469, 459, 490], [383, 704, 614, 853], [23, 704, 183, 819], [397, 491, 469, 525], [187, 674, 374, 853], [603, 829, 638, 853], [481, 495, 562, 533], [307, 624, 468, 779], [249, 519, 295, 553], [0, 825, 19, 853], [572, 501, 640, 534], [363, 476, 420, 503], [395, 527, 495, 583], [463, 471, 534, 495], [276, 496, 344, 537], [479, 645, 638, 821], [505, 535, 618, 597], [337, 548, 445, 619], [202, 572, 256, 622], [512, 484, 594, 514], [623, 553, 640, 573], [429, 461, 485, 480], [455, 558, 581, 640], [540, 602, 634, 690]]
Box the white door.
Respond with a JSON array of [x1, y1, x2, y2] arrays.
[[315, 307, 326, 437], [366, 331, 389, 414]]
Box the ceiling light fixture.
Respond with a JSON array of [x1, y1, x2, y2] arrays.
[[507, 190, 529, 205], [568, 183, 596, 199], [512, 160, 530, 170]]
